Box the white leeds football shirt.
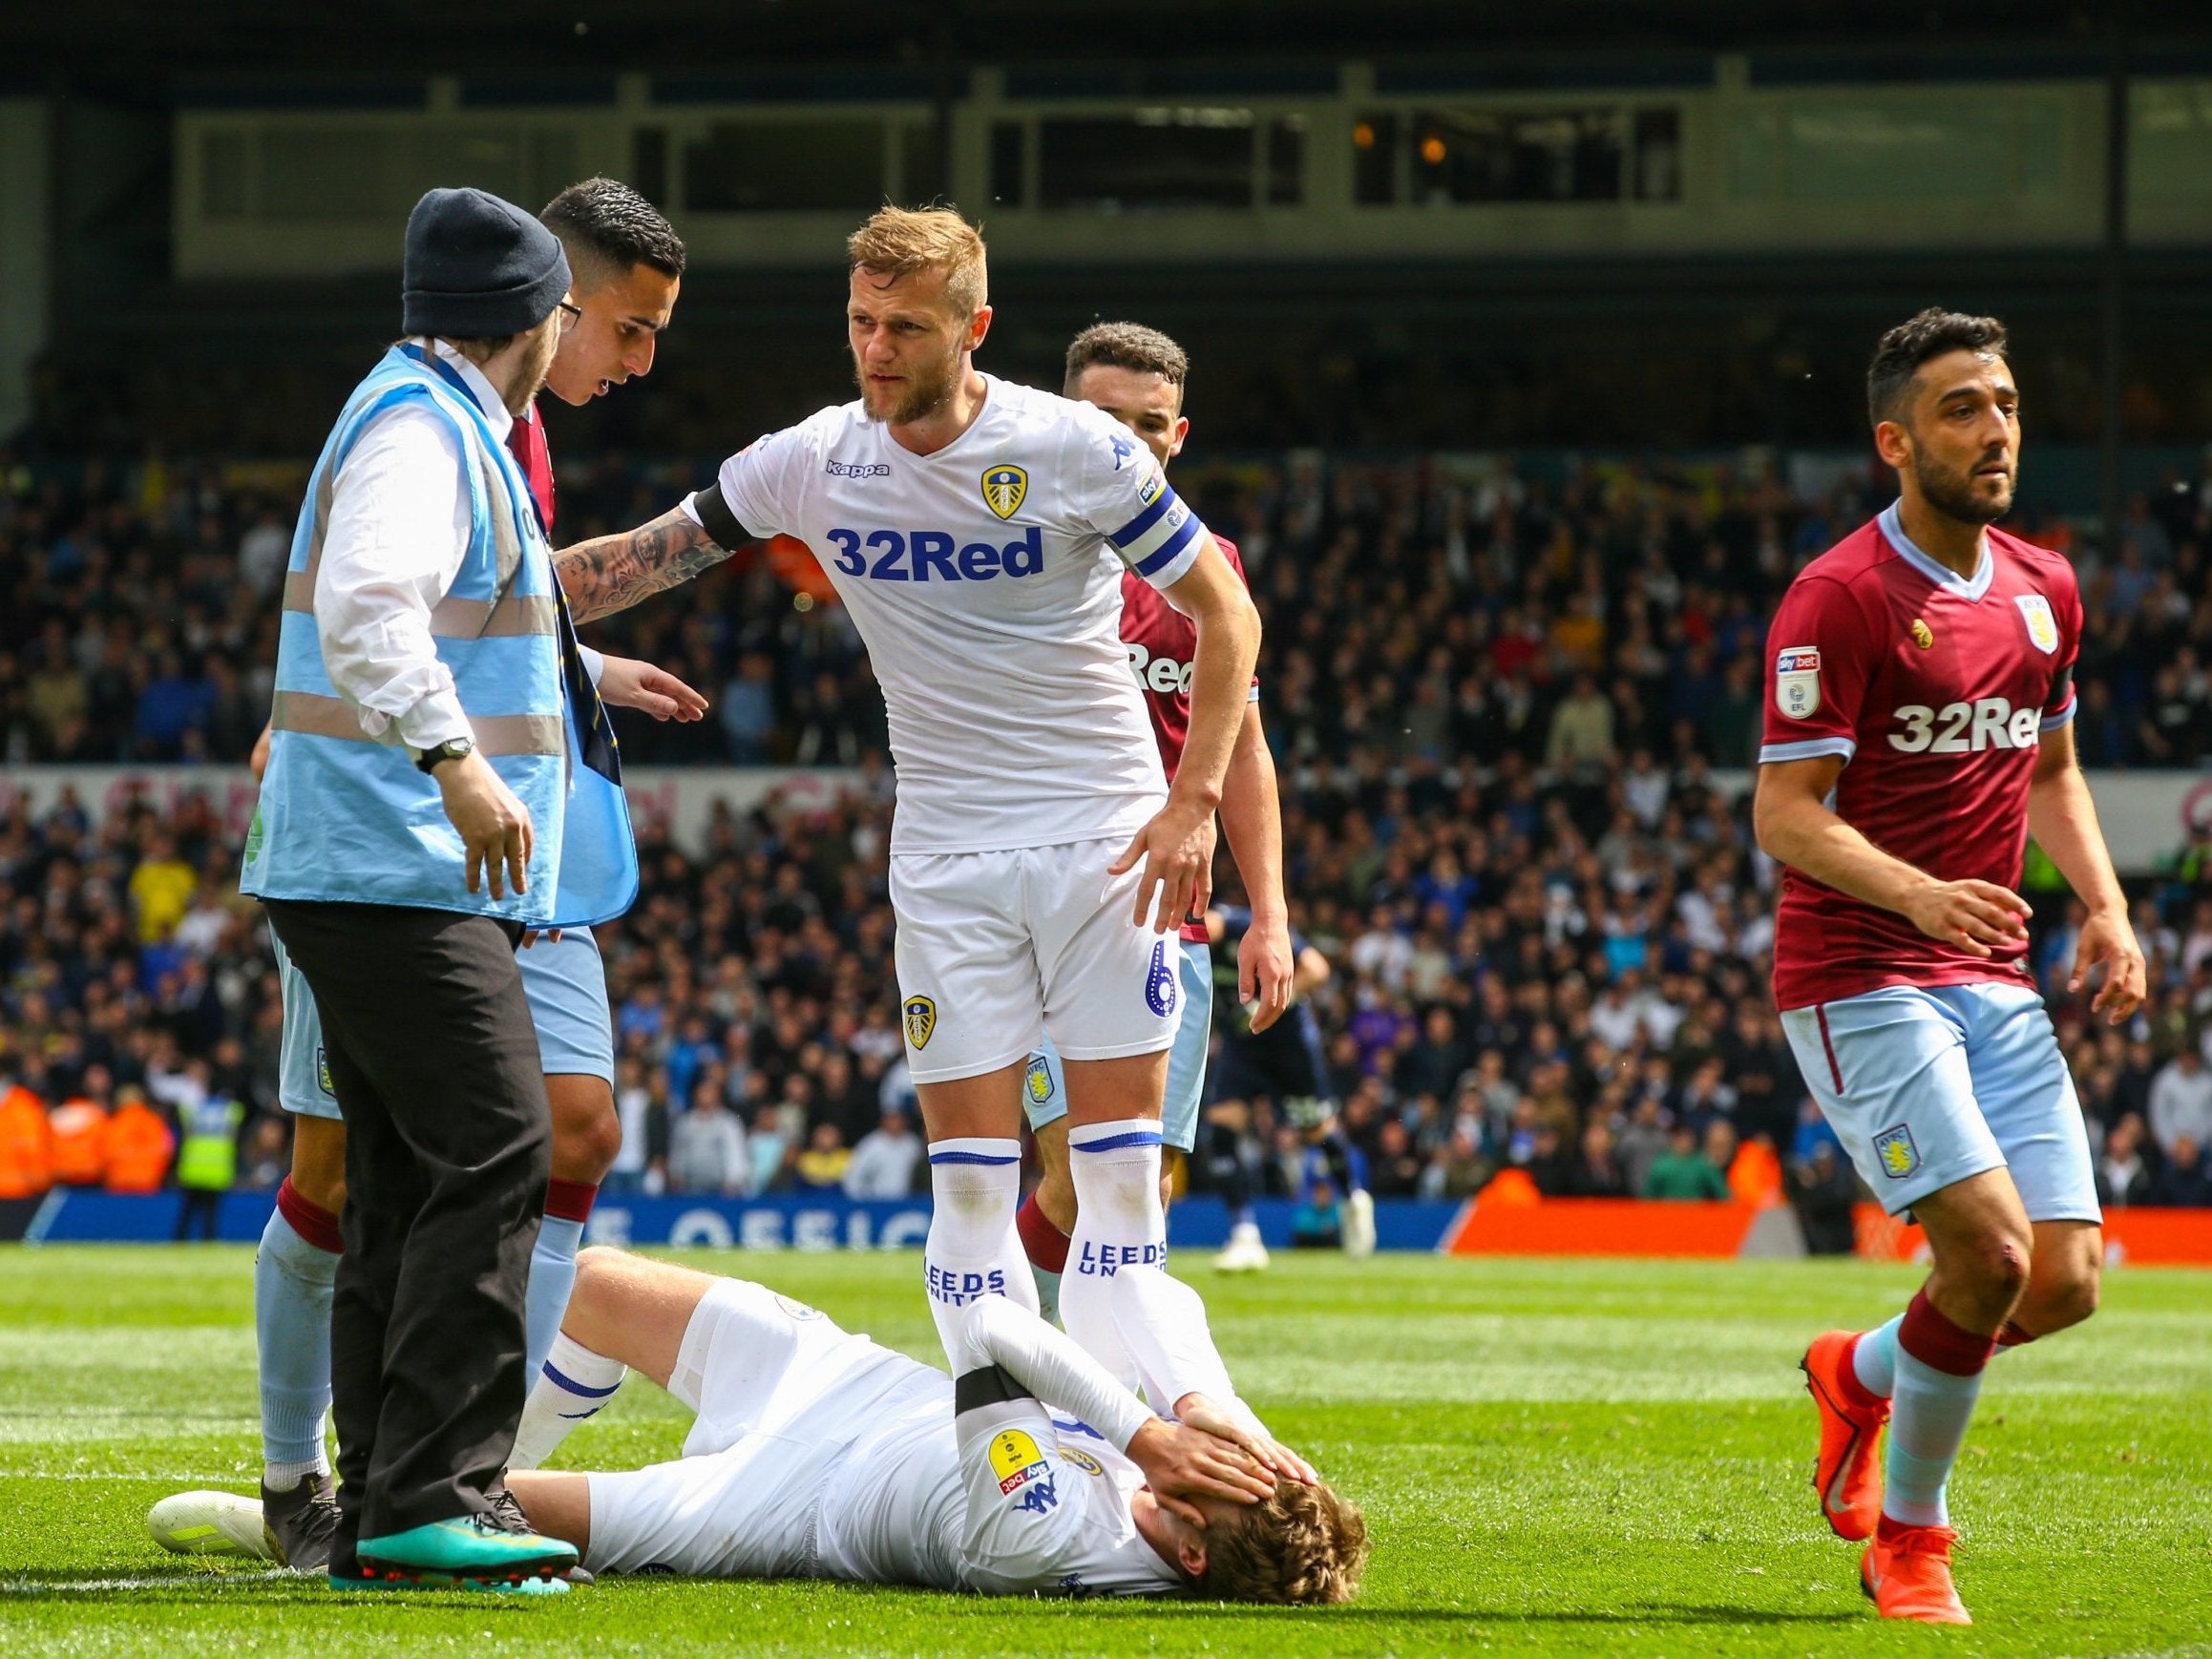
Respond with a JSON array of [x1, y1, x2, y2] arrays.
[[706, 376, 1211, 854]]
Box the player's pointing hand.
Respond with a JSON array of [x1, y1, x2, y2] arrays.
[[1902, 877, 2029, 958]]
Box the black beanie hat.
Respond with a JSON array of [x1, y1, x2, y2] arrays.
[[401, 186, 572, 340]]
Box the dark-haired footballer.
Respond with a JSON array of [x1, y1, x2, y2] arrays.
[[1756, 309, 2144, 1623]]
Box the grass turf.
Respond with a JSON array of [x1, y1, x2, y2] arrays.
[[1, 1246, 2207, 1657]]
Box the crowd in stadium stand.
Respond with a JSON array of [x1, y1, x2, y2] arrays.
[[4, 448, 2212, 1228]]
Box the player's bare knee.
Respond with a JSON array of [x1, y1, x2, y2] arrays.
[[548, 1078, 622, 1184]]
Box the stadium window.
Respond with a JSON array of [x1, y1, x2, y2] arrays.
[[900, 121, 947, 206], [1037, 108, 1256, 211], [632, 127, 669, 207], [989, 120, 1025, 206], [200, 131, 250, 220], [1410, 107, 1629, 204], [1633, 108, 1682, 201], [1267, 114, 1306, 205], [1352, 111, 1400, 204], [682, 119, 884, 212]]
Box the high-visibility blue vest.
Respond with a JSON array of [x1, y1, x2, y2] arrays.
[[242, 345, 567, 924]]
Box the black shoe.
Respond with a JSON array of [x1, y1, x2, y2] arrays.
[[262, 1472, 342, 1572], [487, 1486, 590, 1584]]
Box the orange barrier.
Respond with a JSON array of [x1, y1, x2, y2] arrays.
[[1853, 1204, 2212, 1266], [1443, 1196, 1768, 1257]]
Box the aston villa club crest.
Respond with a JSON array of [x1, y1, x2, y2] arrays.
[[981, 464, 1028, 520], [2014, 593, 2058, 655], [903, 995, 937, 1050], [1025, 1053, 1055, 1105], [1874, 1123, 1920, 1180]]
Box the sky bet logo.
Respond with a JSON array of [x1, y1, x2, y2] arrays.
[[927, 1265, 1008, 1305], [1074, 1241, 1168, 1278], [823, 526, 1043, 582]]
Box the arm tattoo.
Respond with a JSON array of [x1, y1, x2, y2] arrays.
[[554, 507, 731, 623]]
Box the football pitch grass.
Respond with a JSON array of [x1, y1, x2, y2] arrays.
[[1, 1248, 2207, 1657]]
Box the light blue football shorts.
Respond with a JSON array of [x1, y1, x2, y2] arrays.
[[274, 924, 616, 1120], [1780, 980, 2099, 1224], [1022, 935, 1211, 1153]]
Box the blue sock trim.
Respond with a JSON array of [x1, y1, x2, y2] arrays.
[[1071, 1129, 1165, 1152], [542, 1360, 623, 1399]]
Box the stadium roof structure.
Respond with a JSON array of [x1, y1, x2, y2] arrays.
[[7, 0, 2212, 87]]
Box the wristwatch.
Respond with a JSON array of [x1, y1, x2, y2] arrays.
[[415, 736, 476, 774]]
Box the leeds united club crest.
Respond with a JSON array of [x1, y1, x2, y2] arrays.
[[903, 996, 937, 1050], [981, 464, 1028, 520]]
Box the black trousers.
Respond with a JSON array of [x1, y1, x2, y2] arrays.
[[263, 898, 550, 1546], [174, 1186, 223, 1242]]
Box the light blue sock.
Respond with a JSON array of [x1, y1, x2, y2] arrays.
[[255, 1208, 336, 1482], [1031, 1266, 1064, 1329], [1851, 1313, 1904, 1398], [524, 1215, 585, 1384], [1885, 1347, 1984, 1527]]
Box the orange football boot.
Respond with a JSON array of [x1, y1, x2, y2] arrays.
[[1801, 1329, 1888, 1541], [1861, 1522, 1971, 1624]]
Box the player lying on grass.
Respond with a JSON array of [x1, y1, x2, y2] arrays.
[[158, 1247, 1367, 1604]]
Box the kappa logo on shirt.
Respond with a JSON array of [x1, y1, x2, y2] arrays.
[[825, 459, 892, 479]]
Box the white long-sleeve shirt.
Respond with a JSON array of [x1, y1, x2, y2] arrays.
[[314, 341, 512, 753]]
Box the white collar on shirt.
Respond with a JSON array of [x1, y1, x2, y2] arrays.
[[1878, 499, 1992, 601], [419, 337, 516, 444]]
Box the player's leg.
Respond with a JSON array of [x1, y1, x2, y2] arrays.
[[518, 929, 621, 1383], [1035, 837, 1186, 1384], [892, 850, 1043, 1360], [1781, 987, 2014, 1623], [1017, 1052, 1073, 1324], [253, 933, 347, 1566], [513, 1246, 721, 1469]]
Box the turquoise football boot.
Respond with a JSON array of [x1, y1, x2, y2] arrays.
[[357, 1512, 577, 1588]]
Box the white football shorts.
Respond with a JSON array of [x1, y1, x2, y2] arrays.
[[583, 1279, 942, 1578], [1780, 980, 2099, 1224], [890, 837, 1183, 1085]]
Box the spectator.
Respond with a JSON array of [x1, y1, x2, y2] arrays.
[[2147, 1046, 2212, 1163], [1786, 1141, 1859, 1255], [1614, 1098, 1673, 1195], [1641, 1124, 1731, 1201], [794, 1123, 852, 1193], [667, 1082, 748, 1197], [2151, 1135, 2212, 1207], [2096, 1115, 2155, 1208], [1544, 673, 1616, 770], [128, 832, 198, 943], [843, 1107, 921, 1199], [1565, 1119, 1627, 1197]]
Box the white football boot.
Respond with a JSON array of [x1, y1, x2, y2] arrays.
[[148, 1490, 279, 1561], [1342, 1189, 1377, 1261], [1212, 1219, 1271, 1273]]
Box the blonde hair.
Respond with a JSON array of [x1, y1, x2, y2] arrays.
[[847, 205, 987, 317], [1197, 1480, 1370, 1606]]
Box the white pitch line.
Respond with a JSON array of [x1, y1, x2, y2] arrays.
[[0, 1573, 291, 1594], [5, 1473, 250, 1482]]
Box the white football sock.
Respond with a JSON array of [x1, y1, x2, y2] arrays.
[[1060, 1119, 1169, 1390], [510, 1333, 626, 1472], [924, 1137, 1029, 1366]]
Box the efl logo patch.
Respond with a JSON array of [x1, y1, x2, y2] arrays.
[[981, 464, 1028, 520], [1025, 1053, 1056, 1106], [2015, 593, 2058, 655], [903, 995, 937, 1050], [1145, 940, 1178, 1018], [1775, 645, 1822, 721], [315, 1046, 335, 1098], [989, 1429, 1051, 1495], [1874, 1123, 1921, 1179]]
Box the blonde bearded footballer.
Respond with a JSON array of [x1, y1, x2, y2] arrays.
[[546, 207, 1276, 1432]]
